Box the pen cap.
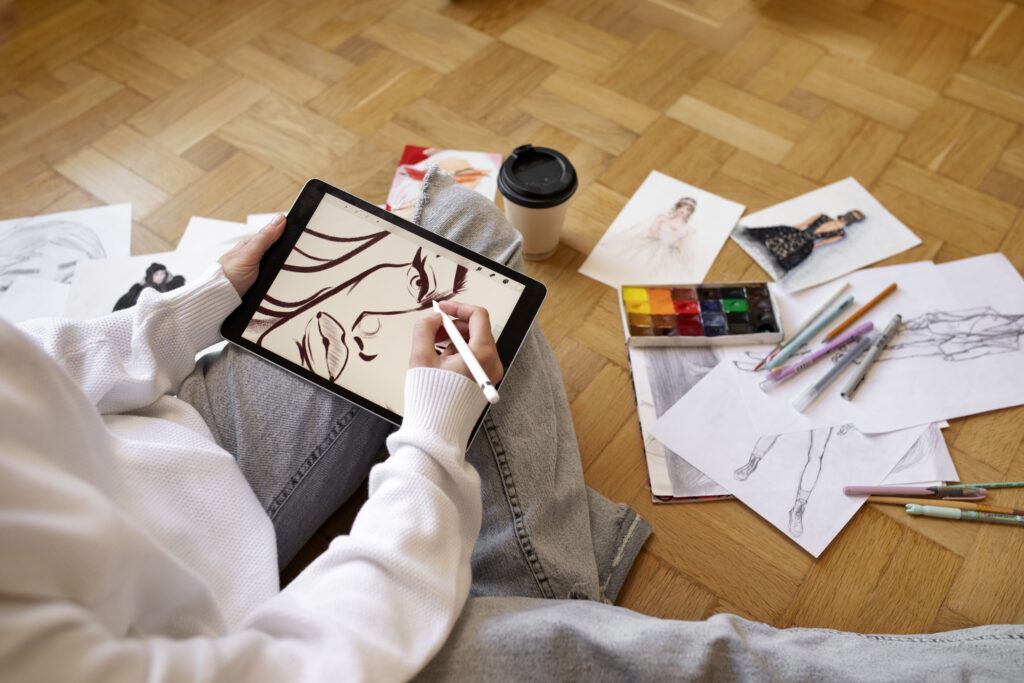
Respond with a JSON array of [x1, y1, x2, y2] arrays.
[[791, 386, 816, 413], [906, 504, 959, 519]]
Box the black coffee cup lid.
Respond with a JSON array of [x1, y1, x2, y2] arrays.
[[497, 144, 577, 209]]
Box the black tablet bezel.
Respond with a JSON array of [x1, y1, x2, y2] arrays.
[[221, 178, 547, 427]]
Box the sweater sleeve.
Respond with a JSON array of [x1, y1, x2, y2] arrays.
[[18, 265, 241, 414], [0, 339, 485, 682]]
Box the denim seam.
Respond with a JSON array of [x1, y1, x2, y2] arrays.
[[267, 405, 359, 519], [599, 510, 642, 599], [483, 415, 555, 599]]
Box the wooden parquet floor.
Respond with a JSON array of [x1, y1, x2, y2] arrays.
[[4, 0, 1024, 634]]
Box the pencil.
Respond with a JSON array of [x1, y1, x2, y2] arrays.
[[754, 282, 850, 371], [944, 481, 1024, 490], [868, 496, 1024, 516], [824, 282, 897, 342]]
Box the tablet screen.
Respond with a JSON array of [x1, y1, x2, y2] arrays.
[[241, 193, 526, 415]]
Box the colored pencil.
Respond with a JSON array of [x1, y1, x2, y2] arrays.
[[868, 496, 1024, 516], [753, 282, 850, 371], [823, 282, 897, 341]]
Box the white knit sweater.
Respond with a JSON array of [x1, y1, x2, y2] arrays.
[[0, 266, 485, 682]]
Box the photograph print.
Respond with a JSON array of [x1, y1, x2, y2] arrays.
[[730, 177, 920, 292], [579, 170, 746, 288]]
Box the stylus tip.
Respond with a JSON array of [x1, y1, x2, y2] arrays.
[[483, 385, 500, 404]]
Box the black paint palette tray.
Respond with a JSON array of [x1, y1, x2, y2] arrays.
[[619, 282, 784, 347]]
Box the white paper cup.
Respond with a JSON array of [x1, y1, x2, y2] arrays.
[[497, 145, 577, 261]]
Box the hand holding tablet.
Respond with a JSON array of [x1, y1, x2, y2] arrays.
[[221, 179, 545, 433]]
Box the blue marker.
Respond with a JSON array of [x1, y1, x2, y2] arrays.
[[766, 295, 855, 370]]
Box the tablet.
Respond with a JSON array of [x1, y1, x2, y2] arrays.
[[222, 179, 547, 426]]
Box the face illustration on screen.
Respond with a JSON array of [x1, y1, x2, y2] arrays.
[[242, 194, 521, 414]]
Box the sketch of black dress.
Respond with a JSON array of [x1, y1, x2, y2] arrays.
[[884, 308, 1024, 362], [0, 220, 107, 292], [733, 425, 853, 537]]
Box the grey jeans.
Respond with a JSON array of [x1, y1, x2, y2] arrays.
[[179, 167, 650, 603], [180, 170, 1024, 680]]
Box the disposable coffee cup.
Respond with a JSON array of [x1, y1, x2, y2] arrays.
[[497, 144, 577, 260]]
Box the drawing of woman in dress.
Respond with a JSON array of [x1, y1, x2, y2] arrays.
[[744, 210, 865, 274], [605, 197, 698, 272], [884, 308, 1024, 362]]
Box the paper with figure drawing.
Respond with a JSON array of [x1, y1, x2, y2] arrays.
[[580, 171, 745, 288], [241, 192, 525, 416], [64, 248, 224, 320], [0, 204, 131, 319], [730, 178, 920, 293], [0, 278, 70, 323], [651, 362, 933, 557], [721, 255, 1024, 435]]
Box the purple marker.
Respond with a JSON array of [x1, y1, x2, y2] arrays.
[[760, 321, 874, 392]]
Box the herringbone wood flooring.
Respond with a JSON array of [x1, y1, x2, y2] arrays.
[[4, 0, 1024, 633]]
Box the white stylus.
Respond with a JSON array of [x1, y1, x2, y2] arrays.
[[432, 300, 500, 404]]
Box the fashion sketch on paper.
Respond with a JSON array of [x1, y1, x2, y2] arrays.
[[733, 425, 853, 537], [113, 262, 186, 312], [246, 226, 467, 383], [600, 197, 699, 273], [743, 210, 865, 274], [883, 308, 1024, 362], [0, 220, 107, 292]]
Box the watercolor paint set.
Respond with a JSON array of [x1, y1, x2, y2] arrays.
[[619, 282, 784, 347]]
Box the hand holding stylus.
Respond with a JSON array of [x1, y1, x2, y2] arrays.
[[411, 301, 504, 399]]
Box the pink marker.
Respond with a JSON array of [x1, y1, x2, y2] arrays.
[[844, 485, 987, 500], [760, 321, 874, 392]]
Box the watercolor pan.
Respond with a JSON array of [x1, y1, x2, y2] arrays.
[[619, 282, 784, 347]]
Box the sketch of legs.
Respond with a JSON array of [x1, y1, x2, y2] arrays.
[[733, 435, 780, 480], [787, 427, 833, 537]]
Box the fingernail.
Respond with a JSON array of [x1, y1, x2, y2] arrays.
[[272, 214, 285, 225]]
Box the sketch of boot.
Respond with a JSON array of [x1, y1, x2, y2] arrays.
[[788, 491, 810, 537], [733, 457, 762, 481]]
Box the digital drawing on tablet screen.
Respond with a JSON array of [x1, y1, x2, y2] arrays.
[[242, 193, 524, 415]]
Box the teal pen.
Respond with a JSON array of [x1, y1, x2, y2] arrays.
[[906, 504, 1024, 526], [766, 295, 855, 370]]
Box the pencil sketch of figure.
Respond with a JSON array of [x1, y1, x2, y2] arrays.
[[641, 347, 723, 496], [883, 308, 1024, 362], [733, 425, 853, 537], [889, 423, 943, 476], [246, 225, 467, 383], [743, 210, 865, 274], [600, 197, 699, 273], [0, 220, 107, 292], [112, 262, 186, 312]]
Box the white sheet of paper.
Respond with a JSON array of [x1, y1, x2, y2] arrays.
[[0, 278, 71, 322], [729, 178, 920, 292], [651, 362, 927, 556], [247, 213, 281, 229], [64, 248, 223, 320], [0, 204, 131, 295], [720, 256, 1024, 434], [880, 422, 958, 484], [177, 217, 255, 252], [580, 171, 745, 287]]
